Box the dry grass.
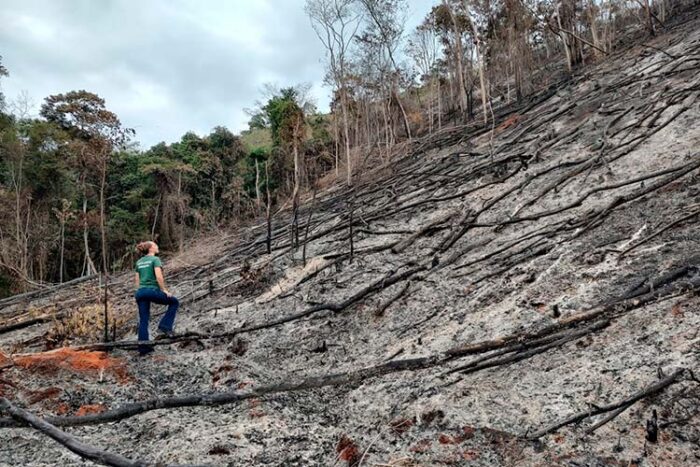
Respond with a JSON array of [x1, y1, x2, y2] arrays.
[[45, 304, 129, 348]]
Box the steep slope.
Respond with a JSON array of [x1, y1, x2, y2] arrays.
[[1, 13, 700, 467]]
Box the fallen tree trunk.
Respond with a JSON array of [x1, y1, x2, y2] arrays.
[[0, 315, 58, 336], [447, 267, 700, 360], [618, 208, 700, 257], [445, 320, 610, 376], [375, 281, 411, 317], [391, 211, 453, 254], [527, 368, 688, 439], [0, 354, 448, 428], [0, 397, 149, 467]]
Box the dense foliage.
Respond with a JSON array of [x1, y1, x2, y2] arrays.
[[0, 66, 332, 296]]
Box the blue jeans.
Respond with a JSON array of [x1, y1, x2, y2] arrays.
[[134, 288, 179, 352]]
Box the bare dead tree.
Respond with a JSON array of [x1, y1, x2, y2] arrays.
[[306, 0, 363, 185], [266, 160, 273, 255], [358, 0, 413, 140], [52, 200, 74, 284], [442, 0, 470, 118], [462, 0, 490, 124], [407, 16, 441, 132]]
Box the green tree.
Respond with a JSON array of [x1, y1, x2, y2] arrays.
[[40, 90, 133, 276], [260, 87, 309, 246], [41, 90, 133, 342], [0, 56, 8, 112], [247, 111, 268, 130], [206, 126, 246, 221]]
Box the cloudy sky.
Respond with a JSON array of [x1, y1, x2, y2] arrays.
[[1, 0, 434, 148]]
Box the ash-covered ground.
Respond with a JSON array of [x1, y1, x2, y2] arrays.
[[1, 13, 700, 467]]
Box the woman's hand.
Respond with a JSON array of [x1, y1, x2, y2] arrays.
[[155, 267, 170, 297]]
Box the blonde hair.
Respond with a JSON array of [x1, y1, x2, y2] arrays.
[[136, 241, 154, 257]]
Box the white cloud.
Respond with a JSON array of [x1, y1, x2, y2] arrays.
[[0, 0, 437, 147]]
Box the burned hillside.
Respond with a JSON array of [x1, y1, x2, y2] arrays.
[[1, 11, 700, 467]]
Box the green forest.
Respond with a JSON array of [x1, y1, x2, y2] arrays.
[[0, 81, 333, 297]]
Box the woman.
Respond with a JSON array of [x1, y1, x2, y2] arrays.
[[134, 241, 179, 355]]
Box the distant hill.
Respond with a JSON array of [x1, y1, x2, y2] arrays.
[[239, 127, 272, 152]]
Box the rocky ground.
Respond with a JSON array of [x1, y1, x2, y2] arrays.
[[1, 11, 699, 467]]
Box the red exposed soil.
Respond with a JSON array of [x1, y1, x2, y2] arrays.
[[0, 351, 11, 367], [336, 434, 360, 464], [13, 348, 129, 383], [75, 404, 106, 416]]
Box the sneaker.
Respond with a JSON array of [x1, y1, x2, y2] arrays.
[[155, 329, 176, 340], [138, 345, 155, 356]]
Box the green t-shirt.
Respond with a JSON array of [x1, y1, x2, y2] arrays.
[[135, 255, 162, 289]]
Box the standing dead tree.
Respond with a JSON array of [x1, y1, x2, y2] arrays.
[[407, 15, 441, 133], [358, 0, 413, 140], [266, 160, 273, 254], [462, 0, 491, 124], [306, 0, 363, 185], [442, 0, 471, 119], [52, 199, 74, 284]]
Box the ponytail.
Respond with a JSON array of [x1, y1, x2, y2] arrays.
[[136, 241, 153, 257]]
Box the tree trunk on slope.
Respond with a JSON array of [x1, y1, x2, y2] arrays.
[[99, 157, 109, 343], [82, 188, 97, 277], [444, 0, 469, 118]]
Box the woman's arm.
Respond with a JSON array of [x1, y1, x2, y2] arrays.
[[154, 267, 170, 296], [134, 273, 140, 290]]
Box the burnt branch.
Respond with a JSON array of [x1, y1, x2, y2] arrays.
[[0, 397, 149, 467], [528, 369, 689, 439]]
